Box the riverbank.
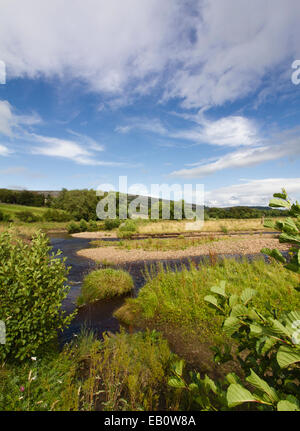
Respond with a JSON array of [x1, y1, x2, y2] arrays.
[[77, 233, 289, 264]]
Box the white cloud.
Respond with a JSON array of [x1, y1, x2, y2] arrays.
[[116, 115, 260, 149], [115, 118, 168, 136], [0, 100, 41, 137], [0, 166, 44, 178], [0, 1, 299, 108], [163, 1, 300, 108], [170, 128, 300, 178], [171, 116, 260, 147], [205, 178, 300, 207], [31, 134, 121, 166], [0, 143, 11, 156], [0, 101, 14, 136]]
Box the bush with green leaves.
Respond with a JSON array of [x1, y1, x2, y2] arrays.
[[42, 208, 72, 222], [261, 188, 300, 273], [16, 210, 39, 223], [0, 210, 11, 222], [87, 220, 99, 232], [205, 282, 300, 410], [67, 221, 80, 234], [104, 218, 121, 231], [117, 219, 137, 239], [79, 219, 88, 232], [0, 231, 76, 361]]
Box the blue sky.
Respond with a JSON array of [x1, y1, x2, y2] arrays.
[[0, 0, 300, 206]]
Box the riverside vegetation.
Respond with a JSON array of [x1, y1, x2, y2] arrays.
[[77, 268, 134, 306], [0, 189, 299, 411]]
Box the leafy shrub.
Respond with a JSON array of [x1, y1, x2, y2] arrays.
[[117, 219, 137, 239], [118, 219, 137, 232], [0, 231, 76, 361], [203, 282, 300, 410], [88, 220, 99, 232], [77, 268, 134, 306], [67, 221, 80, 234], [261, 188, 300, 273], [79, 219, 88, 232], [104, 218, 121, 230], [16, 210, 39, 223], [43, 209, 72, 222], [0, 210, 11, 222]]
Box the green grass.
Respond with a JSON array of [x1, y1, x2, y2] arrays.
[[0, 329, 178, 411], [115, 258, 300, 345], [0, 203, 48, 218], [90, 235, 224, 251], [77, 268, 134, 306]]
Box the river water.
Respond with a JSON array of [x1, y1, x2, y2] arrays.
[[49, 232, 280, 344]]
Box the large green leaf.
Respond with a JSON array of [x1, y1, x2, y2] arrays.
[[210, 281, 227, 298], [246, 369, 279, 403], [277, 345, 300, 368], [168, 377, 185, 389], [281, 218, 299, 234], [223, 316, 241, 335], [269, 198, 291, 209], [204, 295, 221, 310], [273, 190, 288, 200], [261, 248, 286, 263], [261, 337, 277, 355], [240, 288, 257, 305], [227, 384, 261, 408], [231, 304, 248, 317], [277, 399, 300, 411], [264, 219, 276, 229]]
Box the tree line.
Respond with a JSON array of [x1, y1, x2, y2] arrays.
[[0, 188, 290, 222]]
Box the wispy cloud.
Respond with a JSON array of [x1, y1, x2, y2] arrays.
[[0, 166, 45, 178], [170, 116, 260, 147], [205, 178, 300, 207], [169, 129, 300, 178], [0, 100, 42, 138], [30, 134, 122, 166], [0, 143, 12, 156], [115, 118, 168, 136]]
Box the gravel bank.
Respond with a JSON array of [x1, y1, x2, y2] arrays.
[[77, 234, 290, 264]]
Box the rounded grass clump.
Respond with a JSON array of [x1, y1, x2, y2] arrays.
[[77, 268, 134, 306]]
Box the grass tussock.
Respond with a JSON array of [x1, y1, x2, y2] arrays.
[[77, 268, 134, 306]]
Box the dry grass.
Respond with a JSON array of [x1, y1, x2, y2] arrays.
[[0, 222, 68, 239], [90, 235, 223, 251], [136, 218, 277, 235]]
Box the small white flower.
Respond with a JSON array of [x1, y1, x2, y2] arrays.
[[31, 356, 37, 361]]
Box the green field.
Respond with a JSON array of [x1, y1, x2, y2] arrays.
[[0, 203, 48, 219]]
